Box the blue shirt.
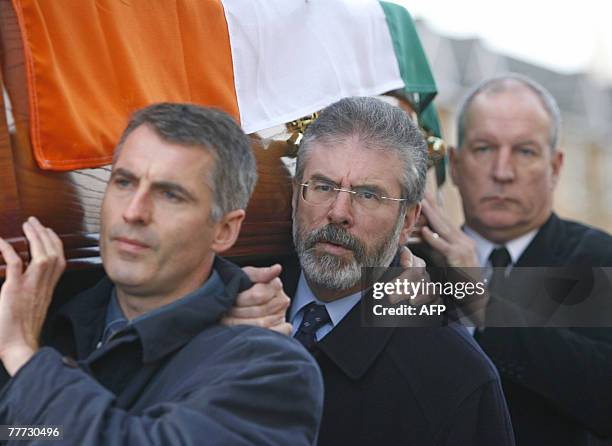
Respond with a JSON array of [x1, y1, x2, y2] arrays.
[[100, 269, 225, 346], [289, 272, 361, 341]]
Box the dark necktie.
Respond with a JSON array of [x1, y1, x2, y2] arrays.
[[488, 246, 512, 297], [294, 302, 331, 351]]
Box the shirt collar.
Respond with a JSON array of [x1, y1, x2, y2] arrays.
[[463, 225, 538, 267], [101, 288, 128, 344], [60, 256, 251, 364], [289, 272, 361, 327], [103, 269, 224, 338], [104, 288, 125, 329]]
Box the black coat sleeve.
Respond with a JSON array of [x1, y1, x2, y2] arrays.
[[477, 327, 612, 438], [441, 378, 515, 446]]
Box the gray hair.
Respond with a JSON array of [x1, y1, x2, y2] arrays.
[[295, 97, 428, 205], [114, 103, 257, 221], [456, 73, 562, 150]]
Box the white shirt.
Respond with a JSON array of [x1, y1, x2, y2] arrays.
[[461, 226, 538, 334], [463, 226, 538, 268]]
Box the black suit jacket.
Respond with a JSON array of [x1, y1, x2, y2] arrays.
[[476, 213, 612, 446], [282, 255, 515, 446]]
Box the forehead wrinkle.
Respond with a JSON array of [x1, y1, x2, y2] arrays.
[[119, 142, 212, 184], [467, 90, 550, 134], [465, 112, 549, 146], [306, 143, 400, 192], [308, 168, 392, 195], [476, 126, 548, 148]]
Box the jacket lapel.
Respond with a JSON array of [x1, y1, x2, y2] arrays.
[[282, 253, 396, 381], [514, 213, 563, 267], [47, 277, 113, 359], [317, 302, 395, 380]]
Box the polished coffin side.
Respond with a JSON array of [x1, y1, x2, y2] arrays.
[[0, 0, 295, 277]]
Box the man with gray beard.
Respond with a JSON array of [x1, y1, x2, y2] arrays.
[[226, 97, 515, 445], [293, 216, 402, 292]]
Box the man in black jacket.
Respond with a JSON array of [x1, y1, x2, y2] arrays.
[[0, 103, 323, 445], [419, 73, 612, 445], [227, 96, 515, 445]]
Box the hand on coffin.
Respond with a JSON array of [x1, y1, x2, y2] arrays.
[[0, 217, 66, 376]]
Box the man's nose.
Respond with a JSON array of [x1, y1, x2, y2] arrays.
[[491, 147, 515, 183], [122, 189, 152, 225], [327, 190, 354, 227]]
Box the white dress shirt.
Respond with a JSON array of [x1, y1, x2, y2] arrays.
[[463, 226, 538, 268], [461, 226, 538, 334]]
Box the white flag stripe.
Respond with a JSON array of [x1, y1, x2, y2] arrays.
[[222, 0, 404, 134]]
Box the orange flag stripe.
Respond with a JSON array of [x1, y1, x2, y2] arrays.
[[12, 0, 239, 170]]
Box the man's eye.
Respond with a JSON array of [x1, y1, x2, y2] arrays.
[[114, 178, 131, 188], [358, 191, 380, 201], [474, 146, 492, 153], [313, 183, 333, 192], [517, 147, 536, 156], [162, 190, 183, 202]]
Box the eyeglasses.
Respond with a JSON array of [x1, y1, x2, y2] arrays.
[[300, 180, 408, 211]]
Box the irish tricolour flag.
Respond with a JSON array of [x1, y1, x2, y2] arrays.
[[12, 0, 437, 170]]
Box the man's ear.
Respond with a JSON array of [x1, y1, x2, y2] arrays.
[[211, 209, 246, 254], [550, 149, 564, 189], [399, 202, 421, 246], [291, 179, 299, 212], [449, 146, 460, 185]]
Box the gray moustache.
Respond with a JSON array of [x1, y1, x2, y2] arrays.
[[304, 225, 365, 261]]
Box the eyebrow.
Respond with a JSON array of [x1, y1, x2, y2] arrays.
[[110, 167, 137, 181], [309, 173, 389, 196], [469, 138, 543, 148], [467, 138, 496, 146], [111, 167, 198, 202], [513, 140, 542, 148]]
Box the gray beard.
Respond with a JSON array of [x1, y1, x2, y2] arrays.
[[293, 213, 404, 291]]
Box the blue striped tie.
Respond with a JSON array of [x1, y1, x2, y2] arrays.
[[294, 302, 331, 351]]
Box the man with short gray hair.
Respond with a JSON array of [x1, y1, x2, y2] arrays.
[[420, 74, 612, 445], [456, 73, 562, 152], [292, 96, 428, 294], [228, 96, 515, 445], [0, 102, 324, 445]]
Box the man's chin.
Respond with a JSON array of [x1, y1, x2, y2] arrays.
[[313, 251, 355, 268], [470, 212, 535, 243], [105, 262, 152, 291], [304, 267, 360, 292], [301, 252, 361, 290], [477, 210, 525, 229]]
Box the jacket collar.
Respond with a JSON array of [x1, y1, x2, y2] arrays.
[[54, 256, 252, 363], [53, 278, 111, 359], [514, 213, 562, 267], [283, 252, 397, 380], [317, 302, 395, 380]]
